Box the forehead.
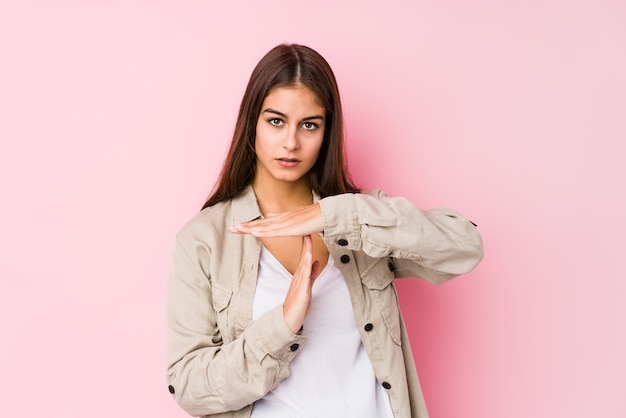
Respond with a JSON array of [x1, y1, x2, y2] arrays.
[[262, 85, 324, 113]]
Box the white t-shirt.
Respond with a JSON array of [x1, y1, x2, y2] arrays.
[[251, 246, 394, 418]]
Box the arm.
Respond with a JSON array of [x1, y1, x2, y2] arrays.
[[166, 236, 307, 416], [231, 190, 483, 285], [319, 190, 484, 284]]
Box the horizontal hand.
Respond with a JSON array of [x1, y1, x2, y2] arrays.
[[229, 203, 323, 238]]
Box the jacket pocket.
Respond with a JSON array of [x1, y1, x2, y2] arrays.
[[211, 283, 233, 338], [360, 257, 394, 290], [361, 258, 402, 346]]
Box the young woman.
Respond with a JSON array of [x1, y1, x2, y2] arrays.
[[166, 44, 483, 418]]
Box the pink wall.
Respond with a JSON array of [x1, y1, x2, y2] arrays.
[[2, 1, 625, 417]]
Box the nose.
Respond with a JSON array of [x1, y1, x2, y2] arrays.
[[282, 126, 300, 152]]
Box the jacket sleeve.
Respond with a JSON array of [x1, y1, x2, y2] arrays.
[[166, 235, 306, 416], [318, 190, 484, 284]]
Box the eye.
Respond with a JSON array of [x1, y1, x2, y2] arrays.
[[301, 122, 319, 131], [268, 118, 284, 127]]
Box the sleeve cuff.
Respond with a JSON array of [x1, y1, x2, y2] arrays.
[[319, 194, 361, 248], [248, 305, 308, 363]]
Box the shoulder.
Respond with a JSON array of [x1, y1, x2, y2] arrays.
[[175, 186, 261, 248], [176, 200, 232, 247], [360, 189, 386, 198]]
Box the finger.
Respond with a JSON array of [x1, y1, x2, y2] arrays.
[[228, 214, 291, 234], [298, 235, 313, 270], [283, 235, 315, 333], [250, 213, 320, 237], [302, 234, 312, 248], [291, 236, 312, 282]]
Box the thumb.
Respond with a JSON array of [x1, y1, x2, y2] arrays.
[[310, 260, 322, 282]]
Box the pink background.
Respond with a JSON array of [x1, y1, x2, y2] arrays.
[[1, 1, 625, 417]]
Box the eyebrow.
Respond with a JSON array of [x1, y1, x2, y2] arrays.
[[262, 108, 325, 121]]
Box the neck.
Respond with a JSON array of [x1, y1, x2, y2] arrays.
[[252, 175, 313, 215]]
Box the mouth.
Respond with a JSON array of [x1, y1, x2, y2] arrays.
[[276, 157, 301, 167]]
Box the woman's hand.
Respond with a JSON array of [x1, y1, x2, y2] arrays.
[[282, 235, 321, 333], [229, 203, 323, 238], [229, 204, 324, 332]]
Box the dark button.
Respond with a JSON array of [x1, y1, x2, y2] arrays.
[[340, 255, 350, 264], [382, 382, 392, 390], [388, 262, 395, 272], [364, 323, 373, 332], [290, 343, 299, 352], [168, 385, 175, 394], [470, 220, 478, 227], [337, 238, 348, 246]]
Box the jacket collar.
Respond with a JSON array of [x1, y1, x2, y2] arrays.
[[231, 185, 263, 225]]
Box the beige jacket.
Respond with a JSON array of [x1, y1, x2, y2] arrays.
[[166, 186, 483, 418]]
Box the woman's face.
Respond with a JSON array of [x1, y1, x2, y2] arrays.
[[254, 85, 325, 187]]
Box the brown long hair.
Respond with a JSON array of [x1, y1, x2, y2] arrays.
[[202, 43, 359, 209]]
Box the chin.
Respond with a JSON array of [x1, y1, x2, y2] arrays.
[[274, 172, 307, 183], [277, 176, 305, 183]]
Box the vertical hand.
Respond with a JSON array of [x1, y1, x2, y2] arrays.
[[282, 235, 322, 333]]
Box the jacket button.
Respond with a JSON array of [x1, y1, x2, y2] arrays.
[[364, 323, 373, 332], [388, 262, 395, 272], [290, 343, 300, 352], [168, 385, 175, 394], [340, 255, 350, 264], [337, 238, 348, 246], [382, 382, 392, 390]]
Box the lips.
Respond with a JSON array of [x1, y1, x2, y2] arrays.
[[276, 157, 301, 167]]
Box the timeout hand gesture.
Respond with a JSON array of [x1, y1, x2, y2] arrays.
[[229, 204, 324, 333]]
